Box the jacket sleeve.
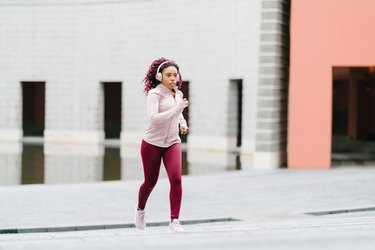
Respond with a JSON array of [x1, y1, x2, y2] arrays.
[[179, 113, 188, 129], [147, 92, 185, 126]]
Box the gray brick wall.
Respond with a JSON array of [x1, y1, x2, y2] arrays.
[[255, 0, 290, 164]]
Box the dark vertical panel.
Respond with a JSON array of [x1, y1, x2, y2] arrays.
[[104, 82, 122, 139], [180, 81, 189, 143], [22, 82, 45, 136], [237, 80, 243, 147]]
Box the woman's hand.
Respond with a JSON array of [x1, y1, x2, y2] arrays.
[[182, 98, 189, 108], [180, 127, 189, 135], [176, 98, 189, 113]]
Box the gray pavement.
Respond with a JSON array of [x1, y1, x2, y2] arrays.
[[1, 167, 375, 249]]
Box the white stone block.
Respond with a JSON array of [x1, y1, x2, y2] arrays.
[[253, 151, 286, 169], [0, 129, 22, 142]]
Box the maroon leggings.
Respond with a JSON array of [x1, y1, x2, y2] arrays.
[[137, 140, 182, 220]]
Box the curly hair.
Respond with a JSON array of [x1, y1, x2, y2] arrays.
[[143, 57, 183, 94]]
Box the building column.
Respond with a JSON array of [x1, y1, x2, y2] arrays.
[[254, 0, 290, 168]]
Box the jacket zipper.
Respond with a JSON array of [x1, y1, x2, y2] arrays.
[[164, 94, 177, 146]]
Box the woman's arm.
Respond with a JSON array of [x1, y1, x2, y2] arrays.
[[179, 113, 188, 129], [179, 113, 189, 135], [147, 92, 185, 126]]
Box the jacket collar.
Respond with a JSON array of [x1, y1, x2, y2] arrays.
[[157, 84, 177, 95]]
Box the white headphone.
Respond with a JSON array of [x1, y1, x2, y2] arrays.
[[155, 61, 180, 82]]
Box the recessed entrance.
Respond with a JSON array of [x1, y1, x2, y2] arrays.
[[332, 67, 375, 165], [228, 79, 243, 148], [22, 82, 45, 136], [103, 82, 122, 139]]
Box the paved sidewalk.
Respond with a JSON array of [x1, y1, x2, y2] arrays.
[[1, 167, 375, 249]]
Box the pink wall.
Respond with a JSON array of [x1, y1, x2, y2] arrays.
[[288, 0, 375, 168]]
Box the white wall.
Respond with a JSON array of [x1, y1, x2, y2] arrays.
[[0, 143, 22, 186], [0, 0, 263, 158]]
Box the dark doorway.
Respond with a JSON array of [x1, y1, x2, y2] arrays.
[[22, 82, 45, 136], [332, 67, 375, 165], [103, 82, 122, 139], [228, 79, 243, 147], [236, 80, 243, 147], [180, 81, 190, 143]]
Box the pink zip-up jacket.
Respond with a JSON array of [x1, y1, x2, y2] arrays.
[[143, 84, 188, 148]]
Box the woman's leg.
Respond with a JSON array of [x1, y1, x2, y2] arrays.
[[162, 143, 183, 220], [137, 140, 162, 210]]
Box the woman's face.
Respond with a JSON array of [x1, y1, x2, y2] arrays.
[[161, 66, 179, 91]]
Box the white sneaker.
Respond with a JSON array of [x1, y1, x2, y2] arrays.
[[169, 219, 184, 232], [134, 206, 146, 230]]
